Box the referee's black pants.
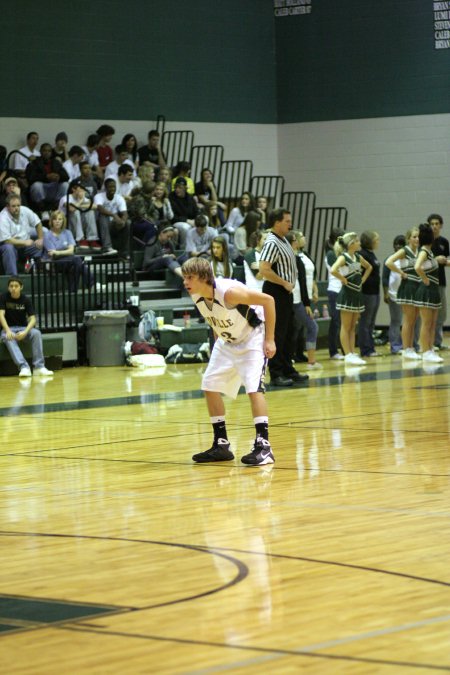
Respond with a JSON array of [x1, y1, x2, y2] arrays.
[[263, 281, 298, 380]]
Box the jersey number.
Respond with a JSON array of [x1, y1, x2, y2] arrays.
[[220, 331, 236, 343]]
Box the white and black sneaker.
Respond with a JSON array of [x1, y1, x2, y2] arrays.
[[241, 438, 275, 466], [192, 438, 234, 463]]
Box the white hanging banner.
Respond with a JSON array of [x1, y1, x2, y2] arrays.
[[434, 1, 450, 48], [274, 0, 312, 18]]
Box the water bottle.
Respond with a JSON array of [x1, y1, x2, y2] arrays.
[[183, 312, 191, 328], [322, 304, 329, 319], [313, 308, 320, 319]]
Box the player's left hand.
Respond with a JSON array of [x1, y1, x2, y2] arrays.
[[264, 340, 276, 358]]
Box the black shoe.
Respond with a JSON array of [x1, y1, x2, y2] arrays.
[[294, 353, 308, 363], [290, 372, 309, 382], [241, 438, 275, 466], [192, 438, 234, 463], [271, 376, 294, 387]]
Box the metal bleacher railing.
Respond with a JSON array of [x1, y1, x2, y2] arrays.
[[250, 176, 285, 207], [190, 145, 224, 184], [310, 207, 348, 279], [161, 130, 194, 170], [30, 259, 128, 332]]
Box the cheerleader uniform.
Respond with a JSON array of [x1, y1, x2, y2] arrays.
[[336, 252, 365, 312], [396, 246, 419, 306], [414, 248, 441, 309]]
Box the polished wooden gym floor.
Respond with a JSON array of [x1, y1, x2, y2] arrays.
[[1, 343, 450, 674]]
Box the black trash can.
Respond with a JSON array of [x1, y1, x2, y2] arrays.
[[84, 310, 129, 366]]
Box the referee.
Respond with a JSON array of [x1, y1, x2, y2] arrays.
[[259, 208, 309, 386]]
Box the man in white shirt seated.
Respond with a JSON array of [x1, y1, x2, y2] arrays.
[[0, 194, 44, 274], [62, 146, 85, 182], [12, 131, 41, 174], [94, 178, 128, 256], [104, 144, 135, 182], [114, 165, 139, 201]]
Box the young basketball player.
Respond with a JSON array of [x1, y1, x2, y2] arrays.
[[181, 257, 276, 465]]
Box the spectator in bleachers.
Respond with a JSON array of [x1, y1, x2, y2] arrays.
[[122, 133, 139, 170], [142, 225, 185, 277], [138, 130, 166, 169], [136, 164, 155, 189], [104, 144, 135, 181], [195, 168, 226, 217], [0, 276, 54, 377], [26, 143, 69, 217], [156, 166, 172, 191], [169, 177, 199, 246], [82, 134, 102, 179], [43, 210, 95, 291], [210, 236, 233, 279], [205, 203, 224, 230], [59, 180, 100, 252], [0, 194, 43, 274], [324, 227, 345, 360], [0, 145, 7, 185], [12, 132, 40, 174], [171, 161, 195, 195], [256, 195, 271, 228], [224, 192, 256, 236], [94, 177, 126, 256], [151, 181, 174, 226], [62, 146, 85, 182], [244, 230, 268, 291], [96, 124, 115, 170], [185, 214, 216, 258], [115, 164, 138, 201], [128, 181, 158, 245], [0, 176, 29, 210], [52, 132, 69, 163], [234, 211, 262, 260], [78, 162, 98, 198]]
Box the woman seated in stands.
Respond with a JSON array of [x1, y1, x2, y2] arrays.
[[224, 191, 256, 236], [171, 161, 195, 195], [136, 164, 155, 188], [195, 168, 226, 222], [156, 166, 172, 192], [43, 211, 95, 291], [233, 210, 262, 262], [210, 235, 234, 279], [243, 230, 268, 291], [122, 133, 139, 171], [256, 195, 271, 228], [152, 181, 174, 228]]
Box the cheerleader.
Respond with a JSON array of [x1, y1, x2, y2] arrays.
[[331, 232, 373, 365], [385, 227, 421, 360], [414, 224, 443, 363]]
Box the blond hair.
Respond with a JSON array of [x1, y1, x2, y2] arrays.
[[181, 257, 214, 285], [334, 231, 358, 255]]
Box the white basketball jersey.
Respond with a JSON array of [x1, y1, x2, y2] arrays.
[[192, 278, 264, 344]]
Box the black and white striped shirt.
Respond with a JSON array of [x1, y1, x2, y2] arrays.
[[259, 232, 297, 285]]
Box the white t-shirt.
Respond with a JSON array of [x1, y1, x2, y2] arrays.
[[0, 205, 41, 240], [104, 159, 135, 181], [82, 146, 99, 168], [63, 160, 81, 181], [13, 146, 41, 171], [94, 191, 127, 215]]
